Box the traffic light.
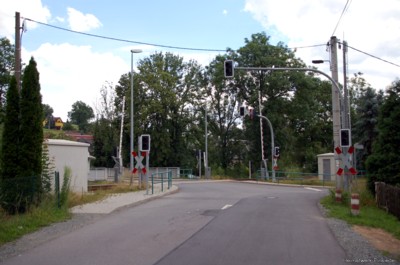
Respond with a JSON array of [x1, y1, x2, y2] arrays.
[[139, 134, 151, 152], [340, 129, 351, 147], [239, 106, 246, 116], [224, 60, 234, 78], [274, 146, 280, 157], [249, 108, 258, 119]]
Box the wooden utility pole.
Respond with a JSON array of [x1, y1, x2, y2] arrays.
[[15, 12, 21, 92], [15, 12, 21, 91]]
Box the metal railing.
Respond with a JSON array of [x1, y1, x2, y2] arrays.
[[149, 171, 172, 195]]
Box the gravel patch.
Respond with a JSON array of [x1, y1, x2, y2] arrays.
[[318, 203, 400, 265]]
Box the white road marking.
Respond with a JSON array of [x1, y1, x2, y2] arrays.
[[304, 187, 322, 192], [221, 204, 232, 210]]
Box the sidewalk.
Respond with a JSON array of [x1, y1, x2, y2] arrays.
[[71, 184, 178, 214]]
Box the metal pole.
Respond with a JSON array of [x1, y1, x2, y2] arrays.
[[205, 104, 209, 178], [258, 115, 275, 182], [130, 49, 142, 174], [119, 96, 125, 176], [258, 91, 267, 180], [130, 52, 134, 174]]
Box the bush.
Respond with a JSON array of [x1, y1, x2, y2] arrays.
[[59, 167, 71, 208]]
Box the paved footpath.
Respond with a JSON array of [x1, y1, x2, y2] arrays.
[[71, 184, 179, 214]]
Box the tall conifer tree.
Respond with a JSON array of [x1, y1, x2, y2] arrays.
[[19, 57, 43, 207], [0, 76, 21, 213]]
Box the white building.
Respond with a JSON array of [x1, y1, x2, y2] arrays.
[[46, 139, 92, 193]]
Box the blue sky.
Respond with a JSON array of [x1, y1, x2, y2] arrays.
[[1, 0, 400, 120]]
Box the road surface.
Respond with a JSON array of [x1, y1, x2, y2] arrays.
[[1, 181, 349, 265]]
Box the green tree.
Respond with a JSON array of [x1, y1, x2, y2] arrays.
[[366, 80, 400, 193], [68, 100, 94, 133], [231, 32, 332, 172], [0, 37, 15, 121], [205, 55, 245, 174], [120, 52, 204, 167], [92, 82, 118, 167], [0, 76, 21, 213], [18, 57, 44, 209], [353, 87, 383, 170]]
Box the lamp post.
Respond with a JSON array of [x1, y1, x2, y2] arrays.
[[130, 49, 142, 173]]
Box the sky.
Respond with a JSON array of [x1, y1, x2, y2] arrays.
[[1, 0, 400, 121]]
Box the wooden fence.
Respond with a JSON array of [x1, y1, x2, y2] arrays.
[[375, 182, 400, 220]]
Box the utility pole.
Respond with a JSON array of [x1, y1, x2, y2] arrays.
[[342, 40, 350, 129], [342, 40, 352, 191], [15, 12, 21, 92], [330, 36, 341, 149]]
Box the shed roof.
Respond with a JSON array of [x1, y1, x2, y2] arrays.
[[46, 139, 90, 147]]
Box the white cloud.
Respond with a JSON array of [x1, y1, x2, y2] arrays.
[[243, 0, 400, 90], [67, 7, 102, 32], [222, 9, 228, 16], [23, 43, 128, 121], [0, 0, 51, 39]]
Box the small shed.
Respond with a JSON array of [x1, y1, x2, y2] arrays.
[[47, 139, 92, 193], [317, 153, 337, 182]]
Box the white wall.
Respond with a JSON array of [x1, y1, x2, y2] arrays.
[[47, 139, 91, 193], [317, 153, 337, 181]]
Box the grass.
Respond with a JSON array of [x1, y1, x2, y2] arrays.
[[0, 182, 143, 246], [0, 197, 71, 245], [320, 182, 400, 240]]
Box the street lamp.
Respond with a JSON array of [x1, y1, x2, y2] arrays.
[[311, 59, 329, 64], [130, 49, 143, 173]]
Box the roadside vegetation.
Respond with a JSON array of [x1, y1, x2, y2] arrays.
[[320, 178, 400, 240], [0, 180, 143, 246]]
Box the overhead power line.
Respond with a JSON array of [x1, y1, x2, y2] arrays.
[[22, 16, 400, 69], [331, 0, 352, 36], [345, 44, 400, 68], [23, 17, 228, 52], [23, 16, 325, 53]]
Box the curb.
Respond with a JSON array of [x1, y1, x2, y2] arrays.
[[71, 185, 179, 214]]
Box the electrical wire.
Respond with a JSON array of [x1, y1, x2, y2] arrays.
[[22, 16, 400, 69], [23, 17, 228, 52], [346, 44, 400, 68], [23, 16, 325, 53], [331, 0, 352, 37]]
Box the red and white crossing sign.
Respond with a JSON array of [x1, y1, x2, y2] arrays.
[[335, 146, 357, 176], [132, 151, 147, 174]]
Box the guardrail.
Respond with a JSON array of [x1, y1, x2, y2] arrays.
[[150, 171, 172, 194]]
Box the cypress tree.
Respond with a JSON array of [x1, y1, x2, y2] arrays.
[[0, 76, 21, 213], [18, 57, 43, 208]]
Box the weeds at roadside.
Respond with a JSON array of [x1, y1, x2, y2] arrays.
[[321, 189, 400, 240]]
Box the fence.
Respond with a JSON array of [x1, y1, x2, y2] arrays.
[[89, 167, 116, 181], [375, 182, 400, 220], [149, 171, 172, 195], [253, 170, 336, 187]]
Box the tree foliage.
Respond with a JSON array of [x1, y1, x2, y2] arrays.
[[0, 37, 15, 121], [366, 80, 400, 192], [0, 76, 21, 213], [68, 100, 94, 133], [19, 57, 44, 208], [91, 31, 398, 183]]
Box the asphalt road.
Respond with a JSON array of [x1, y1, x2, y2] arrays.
[[1, 181, 349, 265]]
